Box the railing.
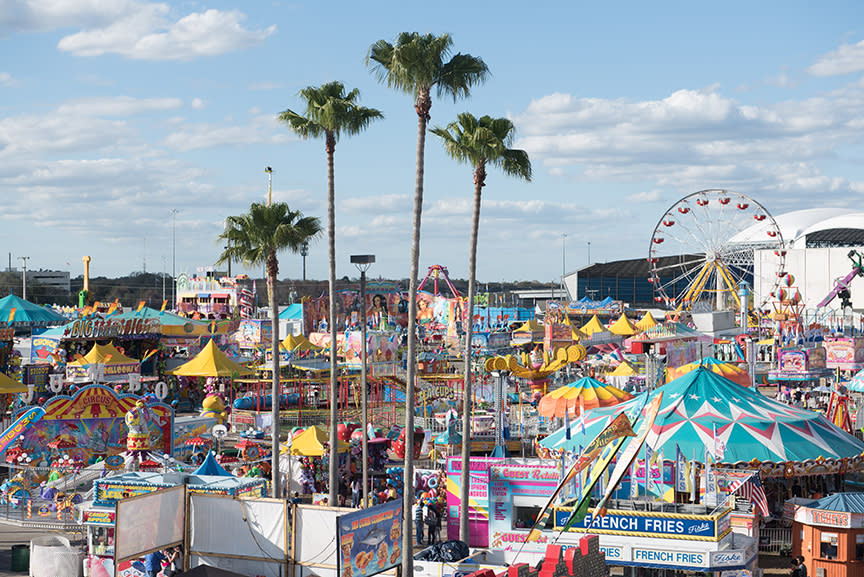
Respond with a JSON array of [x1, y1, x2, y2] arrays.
[[759, 527, 792, 554]]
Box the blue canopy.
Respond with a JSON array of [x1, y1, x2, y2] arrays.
[[0, 294, 67, 326], [192, 451, 232, 477], [279, 303, 303, 320]]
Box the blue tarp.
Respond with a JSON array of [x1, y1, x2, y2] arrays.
[[279, 303, 303, 320], [192, 451, 232, 477]]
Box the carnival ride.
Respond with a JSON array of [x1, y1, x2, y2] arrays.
[[648, 189, 785, 312], [485, 344, 587, 391], [417, 264, 461, 297], [817, 250, 864, 309]]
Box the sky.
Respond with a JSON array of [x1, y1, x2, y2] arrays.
[[3, 1, 864, 287]]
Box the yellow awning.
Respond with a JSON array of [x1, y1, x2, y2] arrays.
[[608, 314, 637, 336], [608, 360, 638, 377], [282, 425, 349, 456], [170, 339, 253, 377], [635, 311, 659, 332], [0, 372, 27, 393], [512, 319, 543, 333], [579, 315, 608, 336], [281, 334, 323, 352], [68, 342, 139, 366]]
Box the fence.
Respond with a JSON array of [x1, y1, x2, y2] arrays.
[[758, 527, 792, 554]]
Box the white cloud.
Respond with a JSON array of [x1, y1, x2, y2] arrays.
[[0, 72, 14, 87], [626, 190, 662, 203], [162, 115, 289, 151], [809, 39, 864, 77], [190, 98, 206, 109], [57, 96, 182, 117], [513, 82, 864, 207], [0, 1, 275, 61]]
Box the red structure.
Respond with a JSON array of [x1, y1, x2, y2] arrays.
[[793, 493, 864, 577]]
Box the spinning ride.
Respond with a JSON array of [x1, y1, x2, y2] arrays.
[[648, 189, 785, 312]]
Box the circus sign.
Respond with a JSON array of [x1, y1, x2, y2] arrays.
[[11, 384, 173, 465], [64, 318, 161, 340]]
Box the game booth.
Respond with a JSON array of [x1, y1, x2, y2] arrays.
[[78, 467, 267, 577]]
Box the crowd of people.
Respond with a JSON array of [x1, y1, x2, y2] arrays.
[[144, 544, 183, 577], [412, 498, 442, 546]]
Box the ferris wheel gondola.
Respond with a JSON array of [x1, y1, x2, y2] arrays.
[[647, 189, 785, 312]]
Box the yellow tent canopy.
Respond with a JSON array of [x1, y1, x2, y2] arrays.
[[608, 360, 638, 377], [0, 372, 27, 393], [608, 314, 637, 336], [513, 319, 543, 333], [68, 342, 139, 366], [283, 425, 349, 456], [281, 334, 323, 352], [579, 315, 608, 337], [635, 311, 659, 332], [170, 339, 253, 377]]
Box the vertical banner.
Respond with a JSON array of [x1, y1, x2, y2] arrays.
[[525, 412, 634, 542], [593, 392, 663, 516], [675, 445, 688, 492], [704, 450, 718, 505]]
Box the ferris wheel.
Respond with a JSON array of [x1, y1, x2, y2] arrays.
[[647, 189, 785, 312]]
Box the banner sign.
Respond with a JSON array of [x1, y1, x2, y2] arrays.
[[0, 407, 45, 454], [337, 499, 403, 577], [553, 509, 724, 539], [64, 318, 161, 340]]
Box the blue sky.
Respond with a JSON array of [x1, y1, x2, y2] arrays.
[[2, 1, 864, 285]]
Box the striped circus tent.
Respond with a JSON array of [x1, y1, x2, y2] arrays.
[[537, 376, 632, 419], [541, 368, 864, 470]]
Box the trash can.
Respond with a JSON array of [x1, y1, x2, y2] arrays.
[[10, 544, 29, 572]]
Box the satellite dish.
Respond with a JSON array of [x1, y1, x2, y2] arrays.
[[212, 424, 228, 439]]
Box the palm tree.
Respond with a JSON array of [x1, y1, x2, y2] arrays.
[[367, 33, 488, 563], [431, 113, 531, 540], [218, 202, 322, 498], [279, 81, 382, 505]]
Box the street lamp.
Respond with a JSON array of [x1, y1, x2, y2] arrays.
[[351, 254, 375, 507], [300, 242, 309, 282], [18, 256, 29, 300]]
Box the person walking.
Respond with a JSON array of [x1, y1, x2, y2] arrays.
[[424, 504, 439, 545], [413, 499, 424, 546], [351, 477, 361, 508], [164, 545, 183, 577]]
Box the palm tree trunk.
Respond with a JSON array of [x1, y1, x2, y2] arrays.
[[268, 257, 281, 498], [326, 133, 339, 506], [402, 89, 430, 577], [460, 160, 485, 542]]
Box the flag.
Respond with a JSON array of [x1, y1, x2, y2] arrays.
[[645, 445, 659, 497], [593, 392, 662, 516], [7, 308, 15, 323], [713, 423, 726, 461], [629, 459, 639, 499], [729, 472, 770, 517], [106, 300, 119, 315], [690, 449, 697, 502], [562, 434, 627, 530], [160, 300, 168, 313], [525, 412, 635, 542], [676, 445, 688, 492], [137, 300, 146, 312], [564, 406, 572, 440]]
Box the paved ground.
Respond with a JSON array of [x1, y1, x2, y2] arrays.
[[0, 523, 83, 576]]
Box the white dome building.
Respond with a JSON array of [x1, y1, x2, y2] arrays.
[[746, 208, 864, 315]]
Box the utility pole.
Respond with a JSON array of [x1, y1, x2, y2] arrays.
[[171, 209, 179, 311], [18, 256, 29, 300], [300, 242, 308, 281]]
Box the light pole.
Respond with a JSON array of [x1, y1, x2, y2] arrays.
[[351, 254, 375, 508], [265, 166, 274, 206], [18, 256, 29, 300], [561, 233, 567, 295], [170, 209, 178, 311], [587, 241, 591, 264], [300, 242, 309, 282]]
